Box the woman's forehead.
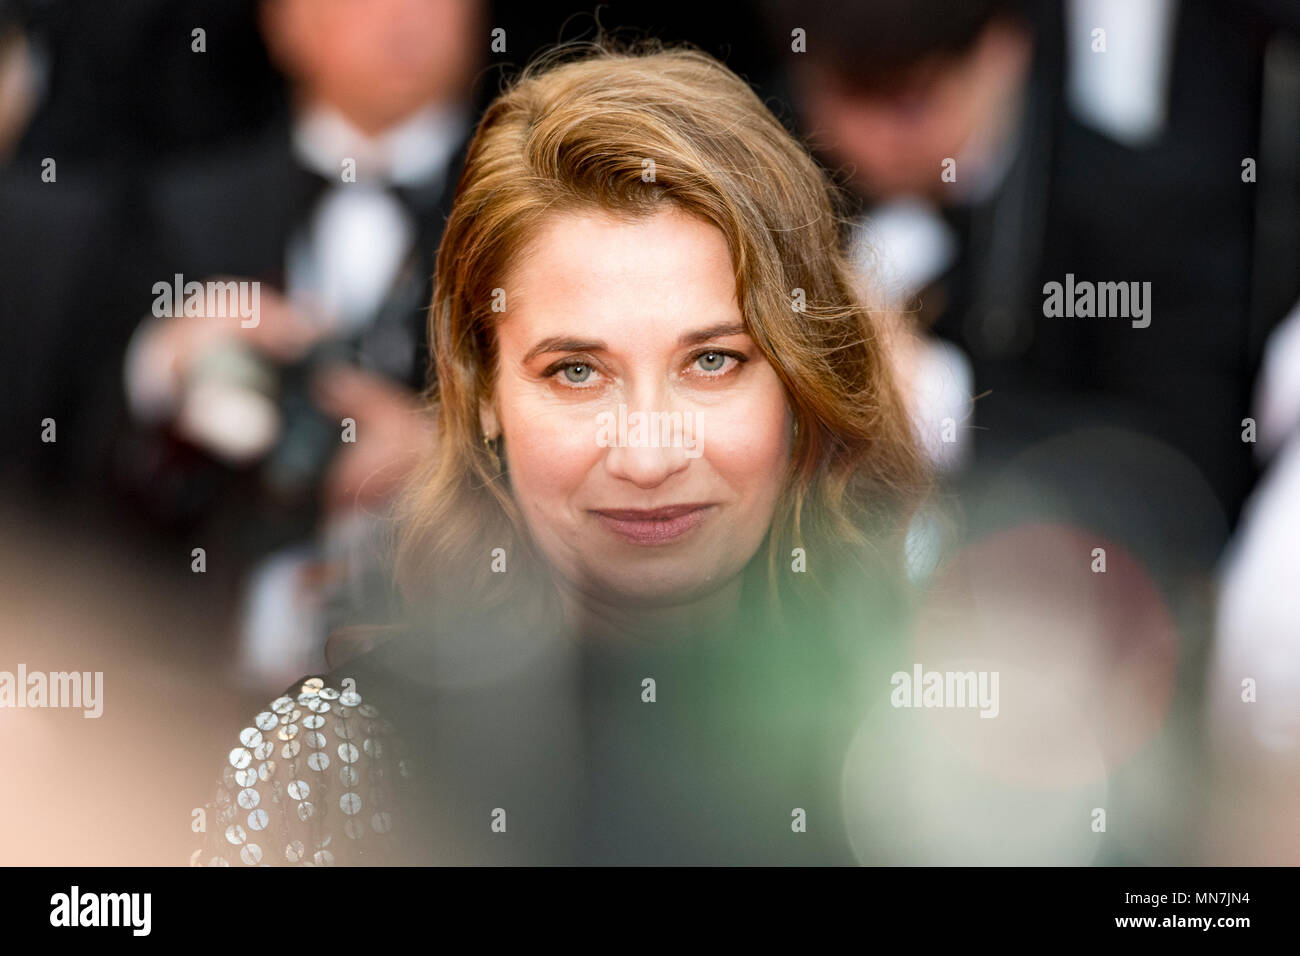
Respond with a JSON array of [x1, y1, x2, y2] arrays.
[[498, 207, 743, 349]]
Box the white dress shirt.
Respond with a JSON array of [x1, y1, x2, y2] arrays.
[[1211, 300, 1300, 758], [123, 100, 467, 424], [286, 101, 466, 333]]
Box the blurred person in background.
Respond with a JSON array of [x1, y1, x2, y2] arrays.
[[3, 1, 294, 520], [1208, 292, 1300, 862], [1203, 8, 1300, 863], [9, 0, 282, 168], [1, 0, 136, 502], [757, 0, 1300, 862], [110, 0, 485, 692], [761, 0, 1295, 567]]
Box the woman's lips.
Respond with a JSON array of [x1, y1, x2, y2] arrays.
[[591, 504, 714, 546]]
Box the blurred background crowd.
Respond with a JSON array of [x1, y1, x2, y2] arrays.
[[2, 0, 1299, 864]]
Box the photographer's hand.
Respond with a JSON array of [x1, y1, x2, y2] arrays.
[[312, 365, 435, 514], [124, 282, 330, 423]]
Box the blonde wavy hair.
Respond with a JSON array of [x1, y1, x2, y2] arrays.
[[391, 37, 927, 629]]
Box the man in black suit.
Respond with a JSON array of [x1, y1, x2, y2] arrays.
[[114, 0, 485, 687], [763, 0, 1293, 577]]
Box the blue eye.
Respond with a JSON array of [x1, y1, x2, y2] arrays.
[[697, 351, 727, 372], [693, 349, 747, 376], [562, 362, 593, 383]]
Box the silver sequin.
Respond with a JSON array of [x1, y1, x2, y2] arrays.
[[201, 679, 402, 867]]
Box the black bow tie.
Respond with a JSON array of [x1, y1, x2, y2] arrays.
[[293, 164, 443, 222], [937, 200, 976, 241]]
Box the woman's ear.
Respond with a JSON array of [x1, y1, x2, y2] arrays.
[[479, 399, 500, 440]]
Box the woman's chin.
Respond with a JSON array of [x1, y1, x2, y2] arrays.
[[569, 568, 729, 612]]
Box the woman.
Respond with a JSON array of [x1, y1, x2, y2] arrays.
[[193, 38, 927, 866]]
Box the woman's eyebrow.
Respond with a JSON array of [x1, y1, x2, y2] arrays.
[[522, 322, 748, 363], [523, 336, 603, 363], [679, 321, 748, 347]]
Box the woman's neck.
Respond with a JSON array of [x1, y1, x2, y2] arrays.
[[555, 573, 747, 646]]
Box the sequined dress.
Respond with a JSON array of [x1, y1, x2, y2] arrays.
[[192, 588, 906, 866]]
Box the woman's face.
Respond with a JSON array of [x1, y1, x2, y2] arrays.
[[483, 205, 794, 608]]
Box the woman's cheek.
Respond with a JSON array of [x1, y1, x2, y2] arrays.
[[509, 407, 603, 491], [701, 392, 790, 477]]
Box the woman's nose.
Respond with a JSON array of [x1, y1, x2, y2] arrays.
[[598, 403, 697, 488]]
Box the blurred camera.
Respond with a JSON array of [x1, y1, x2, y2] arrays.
[[176, 334, 361, 503]]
